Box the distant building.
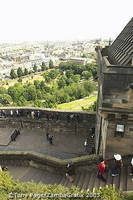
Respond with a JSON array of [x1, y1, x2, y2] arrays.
[[60, 57, 87, 65]]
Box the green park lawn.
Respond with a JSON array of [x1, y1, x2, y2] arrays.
[[56, 93, 97, 111], [0, 72, 45, 88]]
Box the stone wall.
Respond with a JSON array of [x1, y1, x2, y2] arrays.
[[103, 73, 133, 94], [0, 151, 99, 174], [0, 107, 96, 138], [96, 45, 133, 158], [104, 113, 133, 159]]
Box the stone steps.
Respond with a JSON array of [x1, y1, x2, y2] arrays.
[[7, 165, 133, 191], [81, 171, 91, 190]]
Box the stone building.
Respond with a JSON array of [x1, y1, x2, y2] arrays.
[[96, 17, 133, 159]]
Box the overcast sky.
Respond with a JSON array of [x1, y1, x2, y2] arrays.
[[0, 0, 132, 42]]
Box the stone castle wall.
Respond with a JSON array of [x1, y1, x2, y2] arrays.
[[0, 108, 96, 137], [105, 113, 133, 158]]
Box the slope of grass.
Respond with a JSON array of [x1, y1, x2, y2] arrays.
[[56, 93, 97, 111], [0, 72, 45, 89]]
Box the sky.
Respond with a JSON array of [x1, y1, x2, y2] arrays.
[[0, 0, 132, 42]]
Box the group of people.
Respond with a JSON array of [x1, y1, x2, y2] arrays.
[[97, 154, 133, 182], [0, 109, 83, 123], [65, 154, 133, 184]]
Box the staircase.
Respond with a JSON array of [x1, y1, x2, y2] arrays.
[[7, 165, 133, 192]]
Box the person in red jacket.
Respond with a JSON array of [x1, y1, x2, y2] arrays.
[[97, 159, 106, 182]]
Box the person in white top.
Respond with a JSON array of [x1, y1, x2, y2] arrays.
[[10, 110, 13, 117], [31, 111, 35, 119], [84, 139, 88, 152], [111, 154, 123, 176], [130, 158, 133, 176]]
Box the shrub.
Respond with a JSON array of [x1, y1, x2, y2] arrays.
[[0, 172, 131, 200]]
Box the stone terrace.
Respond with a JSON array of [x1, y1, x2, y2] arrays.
[[0, 108, 96, 159], [0, 127, 87, 159]]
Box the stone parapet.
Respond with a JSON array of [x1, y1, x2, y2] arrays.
[[0, 151, 99, 174]]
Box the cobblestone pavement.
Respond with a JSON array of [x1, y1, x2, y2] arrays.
[[0, 128, 14, 145], [0, 128, 88, 159]]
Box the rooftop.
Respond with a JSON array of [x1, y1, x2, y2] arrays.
[[107, 17, 133, 66]]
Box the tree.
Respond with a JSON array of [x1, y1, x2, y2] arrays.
[[34, 80, 40, 89], [41, 65, 46, 71], [33, 64, 38, 72], [48, 69, 59, 79], [71, 75, 81, 83], [55, 90, 70, 104], [40, 81, 50, 92], [66, 78, 74, 86], [24, 85, 37, 101], [34, 99, 42, 107], [42, 62, 45, 66], [43, 72, 51, 83], [16, 96, 27, 106], [10, 69, 17, 79], [66, 70, 74, 78], [83, 82, 95, 94], [82, 71, 92, 80], [24, 68, 28, 76], [72, 85, 86, 99], [0, 87, 7, 94], [44, 93, 56, 108], [49, 60, 54, 69], [58, 76, 67, 88], [41, 62, 47, 71], [8, 84, 25, 102], [0, 94, 12, 105], [36, 90, 43, 99], [17, 67, 23, 77]]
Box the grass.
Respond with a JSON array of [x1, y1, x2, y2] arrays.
[[0, 71, 45, 88], [56, 93, 97, 111]]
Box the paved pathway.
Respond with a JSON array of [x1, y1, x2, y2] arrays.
[[0, 128, 87, 159], [0, 128, 14, 145]]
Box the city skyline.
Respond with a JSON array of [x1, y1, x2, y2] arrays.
[[0, 0, 132, 43]]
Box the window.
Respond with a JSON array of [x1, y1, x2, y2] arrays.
[[114, 124, 125, 137], [116, 124, 125, 132]]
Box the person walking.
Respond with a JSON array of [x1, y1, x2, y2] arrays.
[[46, 132, 49, 140], [97, 159, 106, 182], [66, 162, 75, 183], [112, 154, 123, 176], [130, 158, 133, 176], [48, 135, 53, 145], [84, 139, 88, 152]]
